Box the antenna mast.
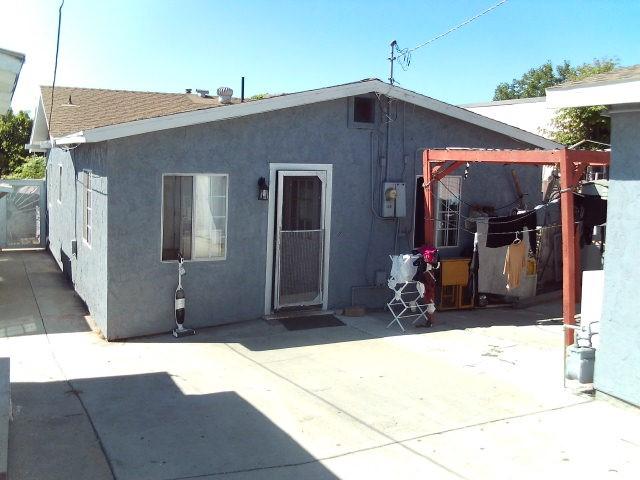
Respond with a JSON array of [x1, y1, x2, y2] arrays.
[[388, 40, 397, 85]]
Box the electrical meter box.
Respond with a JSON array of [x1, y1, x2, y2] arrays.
[[382, 182, 406, 217]]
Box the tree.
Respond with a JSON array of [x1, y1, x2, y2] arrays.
[[549, 59, 618, 147], [493, 58, 618, 146], [493, 61, 573, 100], [0, 109, 36, 177], [8, 155, 46, 179]]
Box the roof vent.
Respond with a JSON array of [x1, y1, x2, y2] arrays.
[[217, 87, 233, 104], [195, 89, 209, 98]]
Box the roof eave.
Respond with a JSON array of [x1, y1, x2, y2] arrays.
[[546, 79, 640, 108], [44, 79, 562, 150]]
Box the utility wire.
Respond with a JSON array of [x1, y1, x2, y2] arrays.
[[48, 0, 65, 134], [395, 0, 508, 68]]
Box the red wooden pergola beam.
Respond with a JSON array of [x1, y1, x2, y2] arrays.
[[426, 148, 564, 164], [432, 161, 465, 181], [422, 147, 611, 348], [426, 148, 610, 167], [566, 149, 610, 166]]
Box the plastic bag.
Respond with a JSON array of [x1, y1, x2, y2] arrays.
[[388, 254, 420, 291]]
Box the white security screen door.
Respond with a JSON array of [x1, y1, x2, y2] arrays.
[[274, 171, 327, 309]]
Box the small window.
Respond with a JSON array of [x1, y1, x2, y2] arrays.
[[58, 164, 62, 203], [162, 174, 228, 261], [435, 176, 461, 248], [82, 171, 92, 245], [353, 96, 375, 124]]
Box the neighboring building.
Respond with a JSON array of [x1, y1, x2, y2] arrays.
[[28, 79, 559, 340], [462, 97, 559, 138], [0, 47, 25, 112], [547, 65, 640, 407]]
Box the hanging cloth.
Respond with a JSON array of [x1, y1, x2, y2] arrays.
[[575, 195, 607, 245], [486, 211, 537, 254], [503, 239, 527, 291]]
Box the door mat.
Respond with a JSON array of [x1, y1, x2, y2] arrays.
[[279, 315, 345, 331]]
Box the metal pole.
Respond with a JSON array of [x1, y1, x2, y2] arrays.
[[389, 40, 397, 85], [241, 76, 245, 103]]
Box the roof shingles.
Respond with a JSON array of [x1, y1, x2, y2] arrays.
[[41, 86, 237, 138], [548, 65, 640, 90]]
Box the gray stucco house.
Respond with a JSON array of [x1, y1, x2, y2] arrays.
[[548, 65, 640, 407], [28, 79, 558, 340]]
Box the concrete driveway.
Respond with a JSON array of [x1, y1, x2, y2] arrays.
[[2, 251, 640, 479]]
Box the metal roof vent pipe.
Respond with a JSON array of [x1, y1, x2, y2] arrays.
[[217, 87, 233, 104]]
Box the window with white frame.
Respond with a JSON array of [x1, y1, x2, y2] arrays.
[[58, 164, 62, 203], [435, 176, 461, 248], [82, 170, 92, 245], [162, 174, 228, 261]]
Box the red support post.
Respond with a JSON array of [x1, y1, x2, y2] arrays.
[[423, 150, 435, 247], [559, 149, 576, 347]]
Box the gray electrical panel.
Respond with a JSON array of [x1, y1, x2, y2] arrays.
[[382, 182, 406, 217]]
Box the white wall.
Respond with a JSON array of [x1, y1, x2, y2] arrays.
[[462, 98, 558, 138]]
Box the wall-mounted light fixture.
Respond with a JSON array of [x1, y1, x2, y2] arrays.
[[258, 177, 269, 200]]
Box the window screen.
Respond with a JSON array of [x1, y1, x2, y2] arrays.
[[162, 174, 227, 261], [435, 176, 461, 248]]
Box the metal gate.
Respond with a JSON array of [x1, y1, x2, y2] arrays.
[[0, 179, 46, 249]]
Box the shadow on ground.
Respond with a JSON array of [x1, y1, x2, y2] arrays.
[[0, 251, 92, 338], [10, 372, 337, 480], [124, 301, 563, 352]]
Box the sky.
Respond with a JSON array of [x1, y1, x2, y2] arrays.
[[2, 0, 640, 114]]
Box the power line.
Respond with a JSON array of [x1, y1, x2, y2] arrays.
[[408, 0, 507, 54], [390, 0, 508, 82]]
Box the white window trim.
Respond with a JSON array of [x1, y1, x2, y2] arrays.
[[435, 175, 462, 249], [57, 164, 62, 204], [160, 173, 229, 263], [82, 170, 92, 248]]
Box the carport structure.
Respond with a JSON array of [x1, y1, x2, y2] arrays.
[[423, 148, 610, 346]]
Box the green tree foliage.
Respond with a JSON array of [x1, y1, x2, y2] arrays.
[[7, 155, 46, 179], [0, 109, 46, 178], [550, 105, 610, 147], [493, 58, 619, 147], [493, 61, 573, 100], [549, 59, 618, 147]]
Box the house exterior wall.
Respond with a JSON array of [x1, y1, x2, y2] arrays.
[[46, 144, 109, 334], [463, 97, 557, 137], [594, 109, 640, 407], [99, 97, 541, 339]]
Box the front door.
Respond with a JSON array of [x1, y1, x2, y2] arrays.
[[274, 171, 327, 309]]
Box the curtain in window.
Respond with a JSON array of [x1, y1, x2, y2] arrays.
[[193, 175, 227, 259]]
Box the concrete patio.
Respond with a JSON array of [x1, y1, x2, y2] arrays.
[[1, 251, 640, 479]]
